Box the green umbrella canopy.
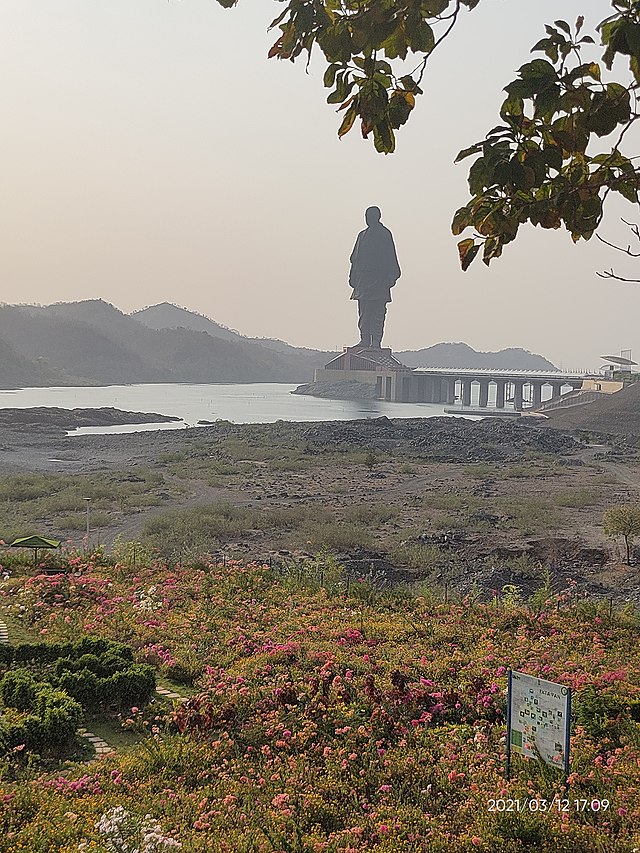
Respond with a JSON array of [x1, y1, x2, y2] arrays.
[[9, 536, 60, 549]]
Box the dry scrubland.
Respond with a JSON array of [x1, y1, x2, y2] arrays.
[[1, 416, 640, 850], [3, 416, 640, 603]]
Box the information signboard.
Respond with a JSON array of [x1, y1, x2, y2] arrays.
[[506, 670, 571, 777]]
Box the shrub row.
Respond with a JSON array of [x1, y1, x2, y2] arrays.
[[0, 683, 82, 758], [1, 660, 156, 714], [0, 636, 134, 666]]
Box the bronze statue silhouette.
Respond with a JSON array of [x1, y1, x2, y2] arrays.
[[349, 206, 401, 349]]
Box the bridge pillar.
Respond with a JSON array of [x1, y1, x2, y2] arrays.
[[478, 379, 489, 408], [551, 381, 563, 400], [531, 381, 543, 408], [462, 379, 472, 407], [513, 380, 525, 411], [495, 379, 506, 408]]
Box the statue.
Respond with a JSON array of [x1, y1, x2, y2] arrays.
[[348, 206, 401, 349]]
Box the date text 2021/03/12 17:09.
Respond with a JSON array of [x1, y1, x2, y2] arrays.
[[487, 798, 610, 813]]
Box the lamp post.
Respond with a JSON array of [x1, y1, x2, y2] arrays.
[[82, 498, 91, 550]]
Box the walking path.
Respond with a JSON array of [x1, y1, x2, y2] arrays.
[[78, 727, 114, 757], [156, 685, 187, 702], [0, 618, 8, 643]]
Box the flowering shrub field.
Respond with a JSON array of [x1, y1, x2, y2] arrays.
[[0, 555, 639, 852]]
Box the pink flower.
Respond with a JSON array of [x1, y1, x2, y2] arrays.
[[472, 837, 482, 847]]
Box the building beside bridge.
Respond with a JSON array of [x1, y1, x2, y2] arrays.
[[314, 346, 598, 411]]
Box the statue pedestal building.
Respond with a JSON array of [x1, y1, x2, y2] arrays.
[[315, 346, 416, 402]]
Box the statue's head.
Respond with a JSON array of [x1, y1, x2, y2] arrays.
[[365, 206, 381, 226]]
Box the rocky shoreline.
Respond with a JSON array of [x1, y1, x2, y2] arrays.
[[0, 407, 180, 434], [292, 380, 379, 400], [0, 412, 595, 475]]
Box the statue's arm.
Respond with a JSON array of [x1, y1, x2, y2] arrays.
[[349, 235, 361, 285], [388, 232, 401, 282]]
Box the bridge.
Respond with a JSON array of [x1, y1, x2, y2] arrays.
[[314, 347, 598, 411]]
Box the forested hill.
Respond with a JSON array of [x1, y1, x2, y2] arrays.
[[0, 301, 557, 389], [0, 301, 332, 387], [398, 342, 557, 371]]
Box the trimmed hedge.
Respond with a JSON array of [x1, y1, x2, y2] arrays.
[[0, 637, 156, 758], [0, 684, 82, 757], [0, 637, 134, 666]]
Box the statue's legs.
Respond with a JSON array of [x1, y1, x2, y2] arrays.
[[358, 299, 387, 348], [369, 300, 387, 348], [357, 300, 372, 347]]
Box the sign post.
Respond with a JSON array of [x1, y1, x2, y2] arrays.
[[506, 670, 571, 782]]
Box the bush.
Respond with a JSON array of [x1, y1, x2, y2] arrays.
[[575, 685, 629, 742], [0, 638, 152, 759], [103, 664, 156, 709], [35, 687, 83, 754], [0, 668, 37, 711], [1, 686, 82, 757], [57, 668, 101, 711]]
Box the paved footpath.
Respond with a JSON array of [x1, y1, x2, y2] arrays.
[[78, 727, 114, 757], [156, 685, 188, 702]]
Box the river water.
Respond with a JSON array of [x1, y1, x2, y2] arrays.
[[0, 383, 477, 435]]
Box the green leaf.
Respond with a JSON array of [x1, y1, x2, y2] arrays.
[[381, 25, 408, 61], [323, 64, 340, 88], [372, 119, 395, 154], [458, 239, 480, 271], [451, 206, 472, 236], [554, 20, 571, 35], [388, 92, 414, 129], [338, 106, 358, 139], [421, 0, 450, 13], [518, 58, 557, 80], [534, 83, 560, 118], [454, 143, 483, 163], [482, 236, 503, 265], [543, 146, 563, 172], [468, 158, 488, 194], [409, 21, 435, 54]]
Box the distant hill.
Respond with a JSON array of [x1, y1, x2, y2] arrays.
[[0, 301, 332, 387], [131, 302, 333, 371], [0, 336, 75, 389], [398, 342, 558, 371], [0, 300, 560, 390], [133, 302, 244, 343]]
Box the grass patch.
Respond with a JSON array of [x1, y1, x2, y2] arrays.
[[500, 497, 561, 535], [57, 511, 113, 530], [554, 488, 604, 508], [343, 504, 399, 525], [0, 469, 177, 542], [389, 543, 453, 571], [463, 463, 494, 479], [84, 717, 144, 751], [421, 493, 469, 511]]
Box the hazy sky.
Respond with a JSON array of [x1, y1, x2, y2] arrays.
[[2, 0, 638, 368]]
